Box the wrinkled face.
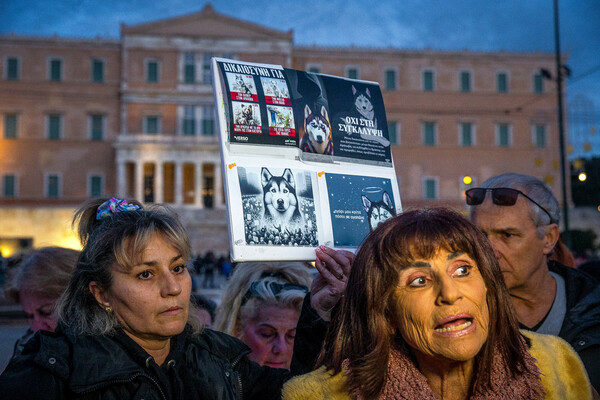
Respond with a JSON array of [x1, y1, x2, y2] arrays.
[[391, 249, 489, 364], [20, 290, 58, 332], [471, 195, 552, 291], [91, 233, 191, 348], [238, 304, 300, 369]]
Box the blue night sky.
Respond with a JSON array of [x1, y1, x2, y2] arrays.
[[2, 0, 599, 155]]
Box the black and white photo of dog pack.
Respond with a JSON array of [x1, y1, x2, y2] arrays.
[[236, 166, 318, 247]]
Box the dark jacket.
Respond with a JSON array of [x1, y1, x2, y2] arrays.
[[549, 260, 600, 391], [0, 325, 290, 400]]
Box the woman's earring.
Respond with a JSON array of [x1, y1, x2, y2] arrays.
[[105, 306, 112, 313]]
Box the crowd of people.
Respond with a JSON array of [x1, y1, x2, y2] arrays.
[[0, 172, 599, 399]]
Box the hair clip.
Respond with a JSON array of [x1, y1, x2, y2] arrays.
[[96, 197, 142, 220]]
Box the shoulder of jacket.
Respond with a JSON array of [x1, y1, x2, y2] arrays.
[[282, 366, 350, 400], [521, 330, 593, 400], [192, 328, 251, 362]]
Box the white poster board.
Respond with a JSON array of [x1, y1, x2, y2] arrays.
[[212, 58, 402, 261]]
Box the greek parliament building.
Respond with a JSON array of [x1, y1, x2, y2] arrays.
[[0, 4, 565, 257]]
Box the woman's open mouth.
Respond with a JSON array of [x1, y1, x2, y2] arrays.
[[434, 314, 474, 336]]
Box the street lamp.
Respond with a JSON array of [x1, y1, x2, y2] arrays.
[[540, 0, 571, 247]]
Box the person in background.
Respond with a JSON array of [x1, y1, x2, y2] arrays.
[[283, 208, 596, 400], [213, 262, 312, 369], [4, 246, 79, 356], [467, 173, 600, 390], [548, 238, 576, 268], [0, 197, 348, 399], [191, 293, 216, 328]]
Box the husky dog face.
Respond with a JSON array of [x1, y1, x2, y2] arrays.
[[261, 168, 302, 224], [304, 104, 331, 145], [362, 191, 395, 231], [352, 85, 374, 118]]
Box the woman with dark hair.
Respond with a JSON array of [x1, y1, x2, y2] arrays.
[[284, 208, 595, 400], [0, 197, 348, 399]]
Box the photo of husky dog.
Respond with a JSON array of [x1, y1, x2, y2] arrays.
[[300, 104, 333, 155], [338, 84, 389, 147], [362, 191, 396, 231], [352, 85, 375, 124], [261, 167, 303, 226]]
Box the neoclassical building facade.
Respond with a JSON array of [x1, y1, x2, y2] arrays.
[[0, 4, 566, 257]]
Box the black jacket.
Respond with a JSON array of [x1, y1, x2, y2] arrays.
[[0, 325, 290, 400], [549, 261, 600, 391]]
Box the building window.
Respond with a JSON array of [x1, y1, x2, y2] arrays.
[[89, 175, 104, 197], [5, 57, 19, 80], [496, 123, 511, 147], [202, 106, 215, 135], [49, 58, 63, 82], [92, 59, 104, 83], [4, 114, 18, 138], [422, 122, 436, 146], [47, 114, 62, 140], [423, 69, 435, 92], [202, 53, 212, 84], [533, 124, 547, 147], [345, 66, 359, 80], [2, 174, 16, 197], [45, 174, 61, 198], [388, 121, 399, 145], [460, 71, 471, 92], [184, 52, 195, 84], [146, 60, 159, 83], [423, 177, 438, 200], [497, 72, 508, 93], [183, 105, 196, 135], [460, 122, 473, 146], [307, 64, 321, 74], [144, 116, 160, 134], [89, 114, 105, 141], [533, 72, 544, 94], [384, 69, 397, 90]]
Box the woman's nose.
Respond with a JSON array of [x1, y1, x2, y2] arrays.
[[436, 276, 462, 305], [271, 335, 291, 354], [162, 274, 183, 297]]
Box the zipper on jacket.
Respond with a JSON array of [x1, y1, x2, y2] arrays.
[[231, 352, 249, 400]]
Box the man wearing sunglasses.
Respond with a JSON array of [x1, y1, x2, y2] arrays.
[[467, 173, 600, 391]]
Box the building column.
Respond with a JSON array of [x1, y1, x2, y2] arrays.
[[175, 162, 183, 205], [214, 163, 223, 208], [154, 161, 164, 204], [117, 161, 126, 198], [135, 161, 144, 203], [195, 162, 204, 208]]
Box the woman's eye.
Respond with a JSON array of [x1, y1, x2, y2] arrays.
[[173, 264, 187, 274], [137, 270, 153, 280], [454, 265, 471, 277], [408, 276, 427, 287], [259, 331, 275, 339]]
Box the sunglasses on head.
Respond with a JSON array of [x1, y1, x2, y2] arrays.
[[465, 187, 554, 223], [241, 281, 309, 306]]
